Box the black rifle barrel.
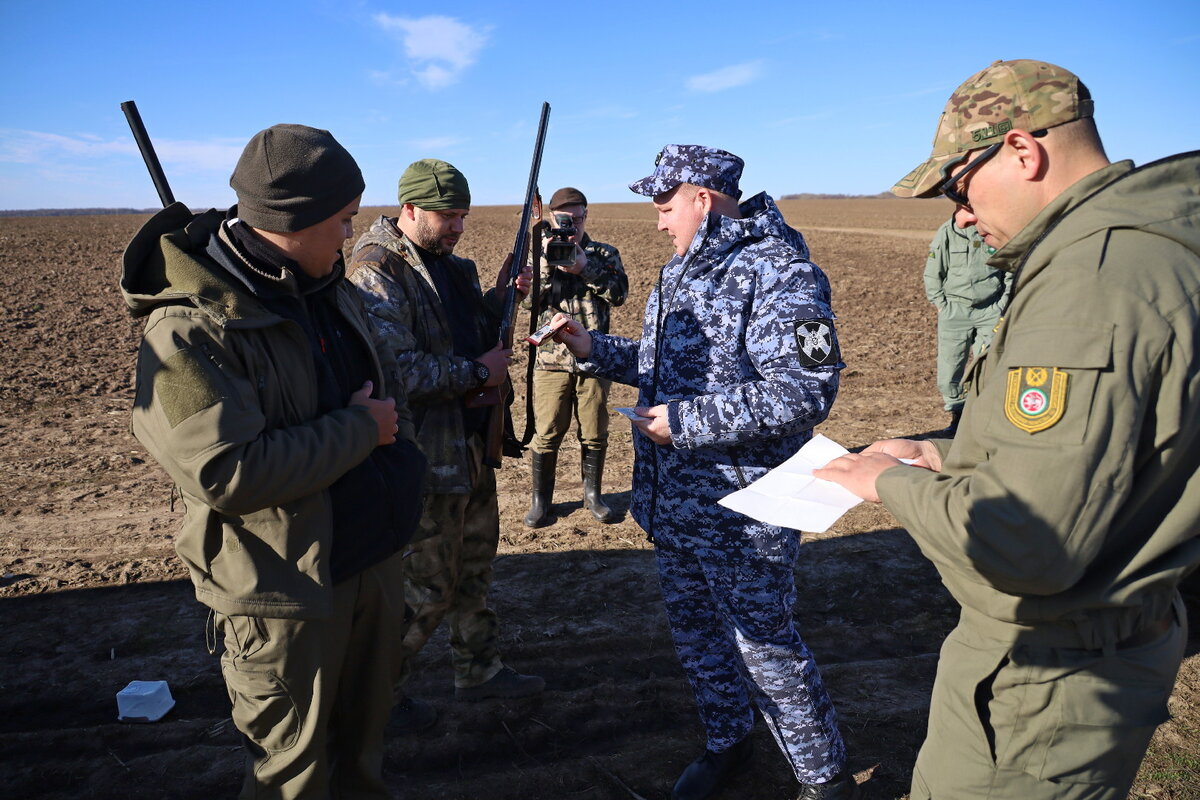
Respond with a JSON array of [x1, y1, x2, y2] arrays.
[[120, 100, 176, 208], [498, 101, 550, 338]]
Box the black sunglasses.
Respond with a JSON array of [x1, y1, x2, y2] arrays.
[[937, 142, 1002, 207], [939, 129, 1049, 206]]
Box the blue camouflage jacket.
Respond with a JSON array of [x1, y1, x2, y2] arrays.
[[581, 193, 842, 562]]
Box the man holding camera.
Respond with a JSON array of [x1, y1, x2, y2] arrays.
[[522, 187, 628, 527]]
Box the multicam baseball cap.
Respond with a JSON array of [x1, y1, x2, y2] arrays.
[[629, 144, 743, 200], [892, 59, 1094, 198]]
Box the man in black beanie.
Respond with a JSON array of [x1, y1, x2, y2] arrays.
[[121, 123, 426, 799]]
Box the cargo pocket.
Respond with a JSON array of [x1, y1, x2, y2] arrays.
[[223, 664, 301, 754], [1034, 675, 1171, 784], [985, 324, 1112, 445], [218, 615, 301, 755]]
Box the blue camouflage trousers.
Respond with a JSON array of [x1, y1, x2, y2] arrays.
[[655, 544, 847, 783]]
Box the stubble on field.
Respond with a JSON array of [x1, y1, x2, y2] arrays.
[[0, 198, 1195, 799]]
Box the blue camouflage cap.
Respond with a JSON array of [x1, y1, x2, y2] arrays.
[[629, 144, 744, 200]]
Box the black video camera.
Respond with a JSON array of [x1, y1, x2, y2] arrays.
[[545, 211, 577, 267]]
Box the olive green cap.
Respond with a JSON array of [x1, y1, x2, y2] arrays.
[[892, 59, 1095, 198], [397, 158, 471, 210]]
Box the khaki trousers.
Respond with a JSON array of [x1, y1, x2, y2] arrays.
[[216, 555, 408, 800], [530, 368, 611, 453], [911, 600, 1186, 800]]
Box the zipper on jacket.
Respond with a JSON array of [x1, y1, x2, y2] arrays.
[[729, 452, 749, 489]]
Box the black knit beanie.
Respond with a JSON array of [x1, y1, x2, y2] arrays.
[[230, 124, 365, 232]]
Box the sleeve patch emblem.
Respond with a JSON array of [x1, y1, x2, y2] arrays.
[[1005, 367, 1068, 433], [794, 319, 839, 367]]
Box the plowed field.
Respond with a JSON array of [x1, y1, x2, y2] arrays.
[[1, 198, 1195, 798]]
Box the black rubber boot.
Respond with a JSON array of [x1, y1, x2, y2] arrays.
[[523, 451, 556, 528], [581, 445, 616, 523]]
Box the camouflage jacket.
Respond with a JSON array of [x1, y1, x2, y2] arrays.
[[581, 193, 843, 562], [348, 216, 502, 494], [524, 233, 627, 372]]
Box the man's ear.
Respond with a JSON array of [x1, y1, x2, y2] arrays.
[[694, 187, 714, 214], [1005, 129, 1046, 183], [401, 203, 418, 221]]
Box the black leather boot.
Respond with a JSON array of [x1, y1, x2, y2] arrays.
[[937, 408, 962, 437], [671, 737, 754, 800], [581, 445, 616, 523], [523, 451, 556, 528], [796, 770, 861, 799]]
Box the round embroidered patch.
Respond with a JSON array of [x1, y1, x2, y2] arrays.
[[1019, 388, 1048, 416]]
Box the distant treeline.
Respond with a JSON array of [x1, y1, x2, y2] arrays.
[[0, 208, 160, 218], [2, 194, 900, 219], [778, 192, 896, 200]]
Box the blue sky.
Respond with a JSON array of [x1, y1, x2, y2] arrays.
[[1, 1, 1197, 211]]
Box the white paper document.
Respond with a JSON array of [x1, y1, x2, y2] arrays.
[[717, 434, 864, 533]]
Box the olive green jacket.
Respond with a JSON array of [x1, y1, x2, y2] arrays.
[[923, 218, 1010, 310], [879, 152, 1200, 649], [121, 204, 416, 619], [348, 216, 503, 494]]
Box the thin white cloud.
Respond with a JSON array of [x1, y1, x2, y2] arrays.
[[0, 129, 244, 174], [408, 135, 464, 151], [578, 105, 638, 120], [686, 61, 765, 93], [372, 14, 489, 90]]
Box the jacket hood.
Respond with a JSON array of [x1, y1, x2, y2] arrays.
[[683, 192, 809, 265], [119, 203, 290, 326], [992, 150, 1200, 278]]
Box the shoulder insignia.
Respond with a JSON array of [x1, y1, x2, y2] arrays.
[[1005, 367, 1068, 433], [794, 319, 839, 367]]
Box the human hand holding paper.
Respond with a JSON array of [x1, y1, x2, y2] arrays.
[[718, 434, 916, 533]]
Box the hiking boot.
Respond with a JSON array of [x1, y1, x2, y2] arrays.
[[387, 696, 437, 734], [671, 736, 753, 800], [454, 666, 545, 701], [796, 770, 861, 800]]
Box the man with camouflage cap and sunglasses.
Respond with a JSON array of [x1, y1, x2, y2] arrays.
[[817, 60, 1200, 798]]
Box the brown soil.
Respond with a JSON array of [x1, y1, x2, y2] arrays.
[[1, 199, 1196, 799]]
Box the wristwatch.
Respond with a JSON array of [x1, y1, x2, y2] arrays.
[[471, 360, 490, 387]]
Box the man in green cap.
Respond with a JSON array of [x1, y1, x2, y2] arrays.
[[522, 186, 628, 527], [122, 124, 426, 798], [816, 59, 1200, 799], [349, 158, 543, 732]]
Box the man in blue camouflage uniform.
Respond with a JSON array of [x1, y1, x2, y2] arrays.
[[553, 145, 860, 800]]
